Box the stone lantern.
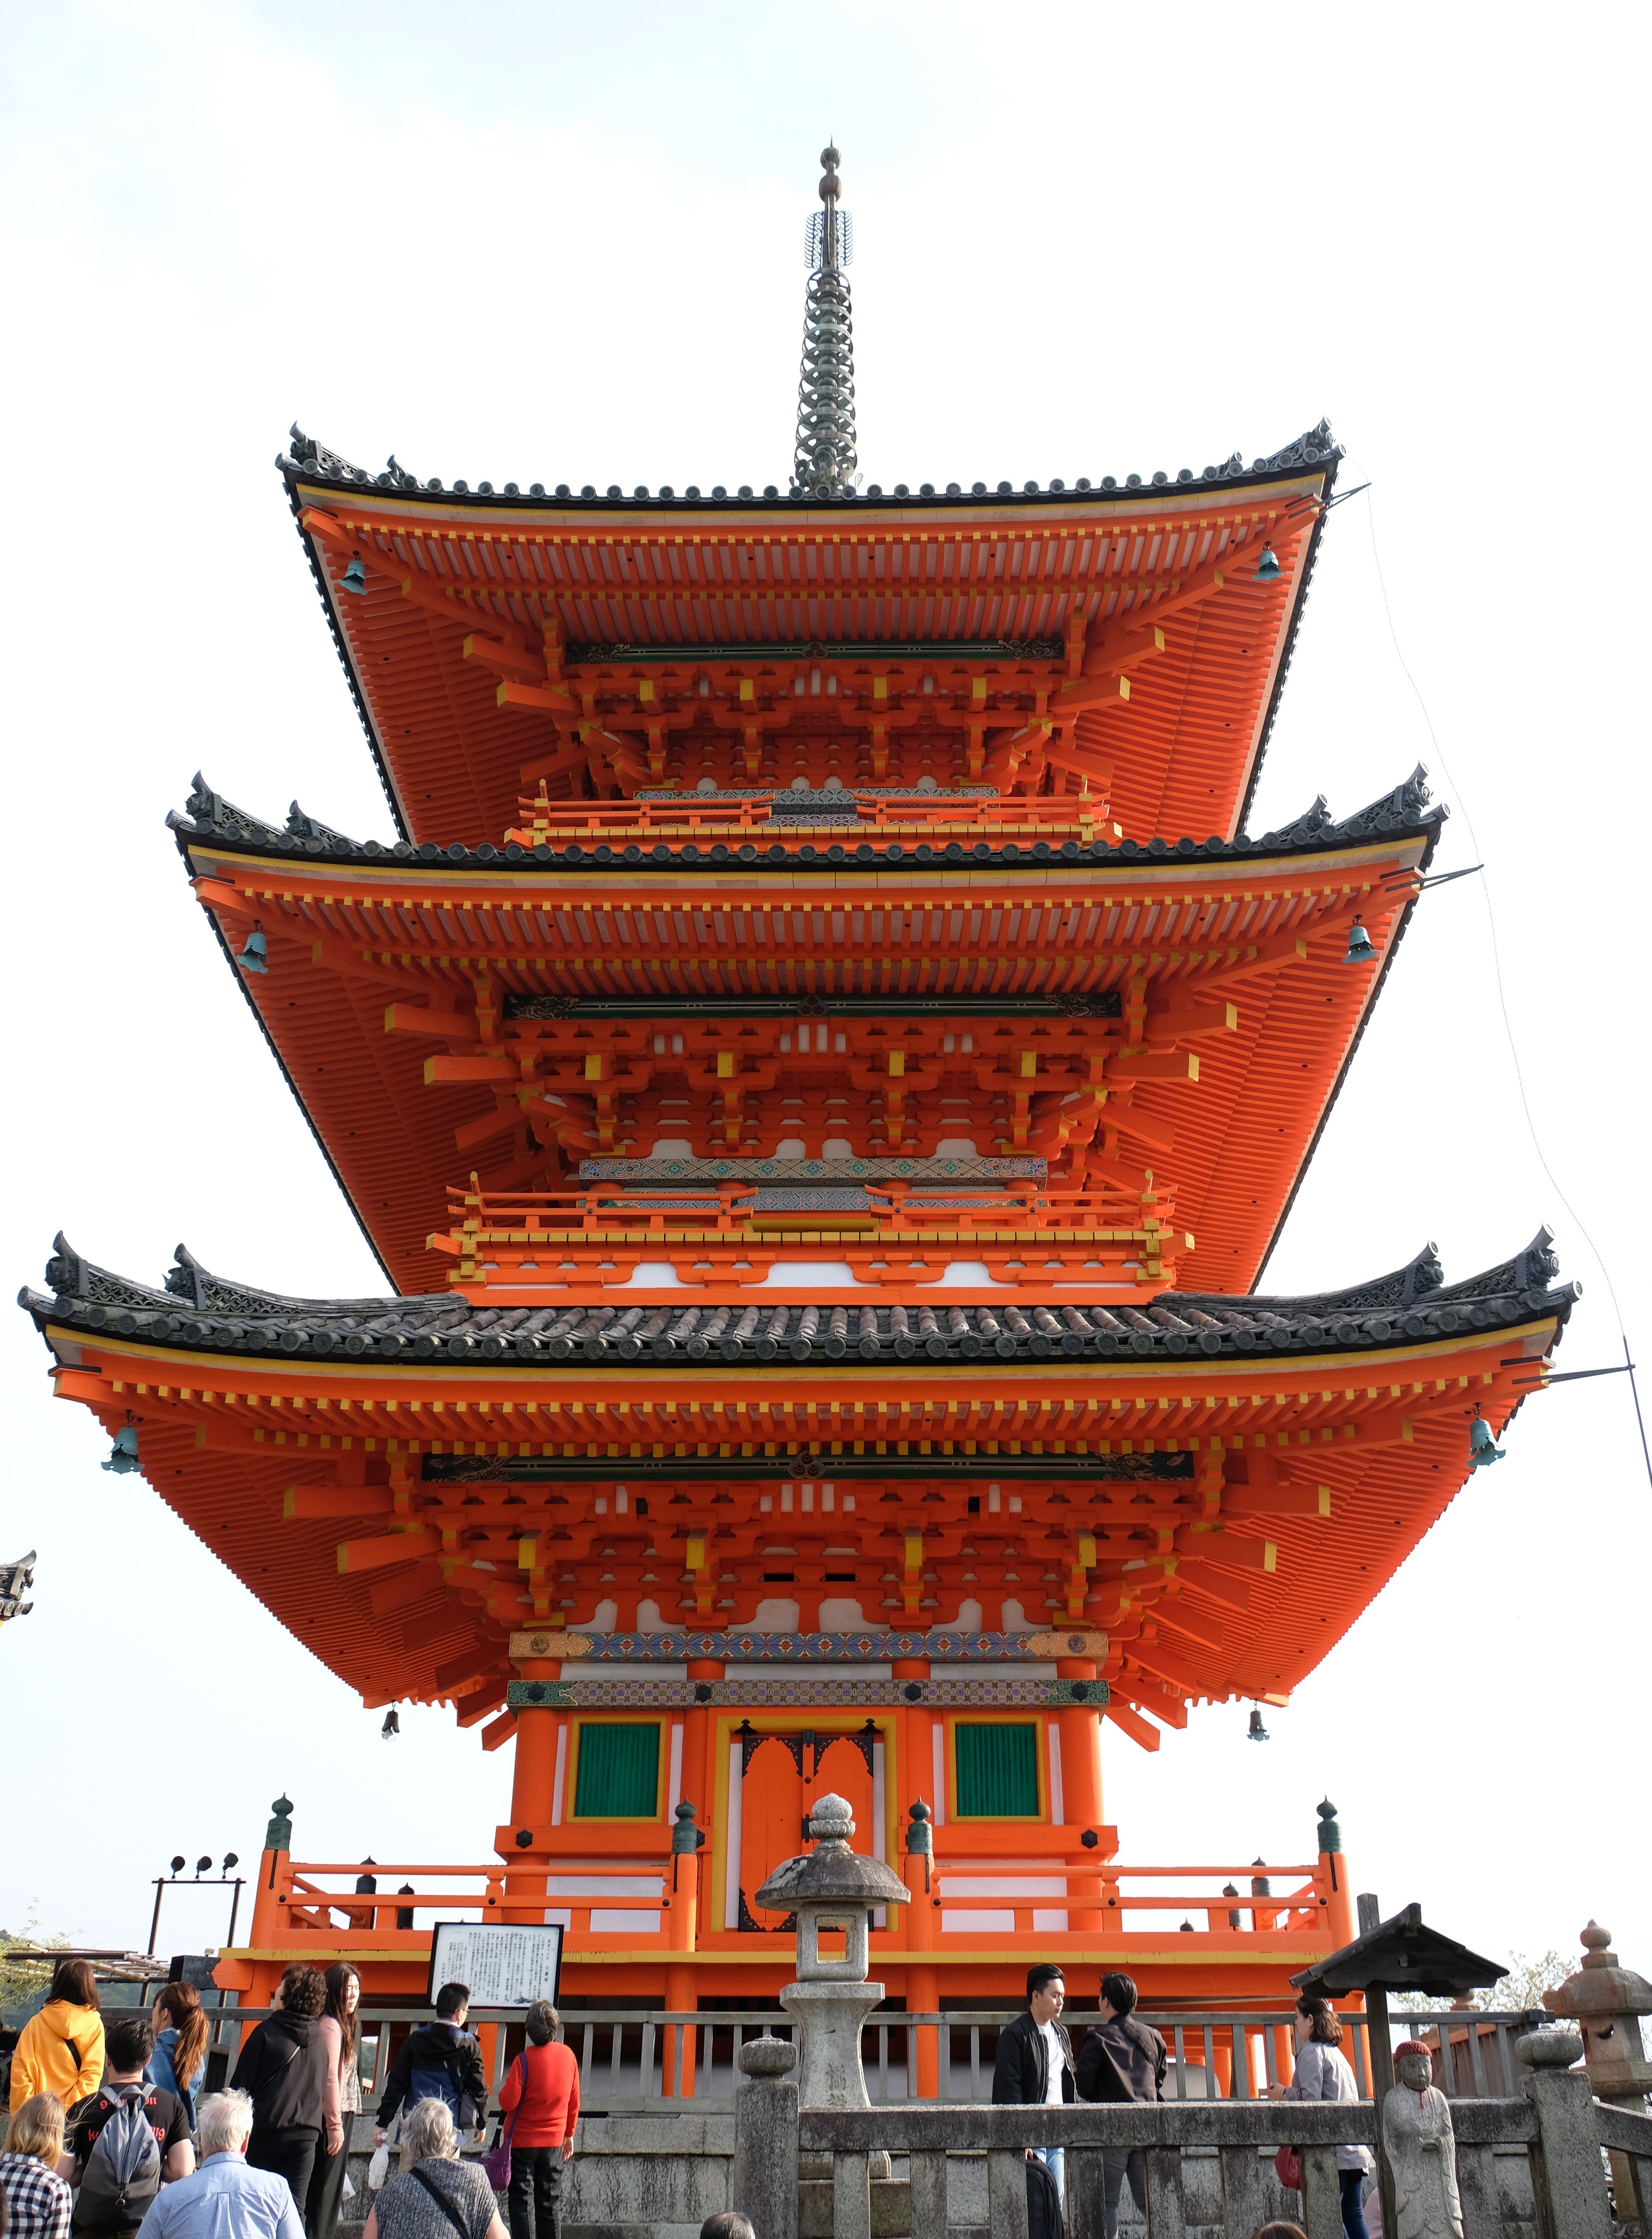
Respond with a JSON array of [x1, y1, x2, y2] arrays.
[[1543, 1920, 1652, 2205], [755, 1791, 909, 2111]]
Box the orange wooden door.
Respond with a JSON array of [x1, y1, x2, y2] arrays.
[[736, 1725, 877, 1934]]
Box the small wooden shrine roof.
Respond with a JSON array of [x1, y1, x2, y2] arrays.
[[1292, 1902, 1507, 1998], [279, 422, 1340, 847]]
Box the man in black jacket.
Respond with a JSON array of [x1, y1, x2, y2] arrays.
[[992, 1963, 1075, 2215], [374, 1982, 489, 2148], [1075, 1971, 1168, 2239]]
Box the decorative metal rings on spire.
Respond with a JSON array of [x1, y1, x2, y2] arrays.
[[793, 145, 858, 501]]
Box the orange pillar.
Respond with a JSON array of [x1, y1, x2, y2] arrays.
[[663, 1660, 720, 2097], [893, 1660, 938, 2099], [502, 1654, 561, 1924], [1056, 1662, 1104, 1930]]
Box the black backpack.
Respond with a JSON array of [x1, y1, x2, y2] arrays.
[[1027, 2152, 1066, 2239]]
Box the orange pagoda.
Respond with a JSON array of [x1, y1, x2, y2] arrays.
[[24, 149, 1573, 2063]]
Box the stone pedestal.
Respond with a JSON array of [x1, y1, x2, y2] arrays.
[[781, 1976, 886, 2112], [734, 2035, 799, 2239]]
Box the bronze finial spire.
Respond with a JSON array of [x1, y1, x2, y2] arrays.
[[791, 145, 859, 499]]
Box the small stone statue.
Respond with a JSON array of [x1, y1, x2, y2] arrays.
[[1383, 2040, 1463, 2239]]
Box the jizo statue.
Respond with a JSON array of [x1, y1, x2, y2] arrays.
[[1383, 2040, 1464, 2239]]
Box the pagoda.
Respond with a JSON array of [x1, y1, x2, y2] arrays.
[[23, 149, 1574, 2057]]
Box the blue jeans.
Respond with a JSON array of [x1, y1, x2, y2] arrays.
[[1340, 2168, 1371, 2239], [1031, 2144, 1065, 2201]]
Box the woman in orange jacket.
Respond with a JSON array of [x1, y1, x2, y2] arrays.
[[496, 2002, 578, 2239], [8, 1961, 104, 2112]]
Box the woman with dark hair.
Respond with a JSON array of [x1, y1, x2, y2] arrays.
[[231, 1965, 331, 2213], [7, 1964, 102, 2114], [1267, 1996, 1374, 2239], [306, 1964, 362, 2239], [497, 2002, 579, 2239], [145, 1983, 209, 2130]]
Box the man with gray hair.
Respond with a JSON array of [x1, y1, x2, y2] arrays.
[[136, 2093, 305, 2239]]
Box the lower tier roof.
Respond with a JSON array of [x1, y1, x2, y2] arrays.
[[29, 1229, 1570, 1371], [26, 1233, 1572, 1735]]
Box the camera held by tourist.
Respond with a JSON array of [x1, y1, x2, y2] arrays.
[[493, 2003, 578, 2239], [9, 1965, 104, 2117], [229, 1971, 329, 2215], [363, 2103, 505, 2239], [0, 2094, 73, 2239]]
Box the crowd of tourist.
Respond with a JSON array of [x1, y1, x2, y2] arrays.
[[1, 1955, 1359, 2239], [0, 1967, 578, 2239]]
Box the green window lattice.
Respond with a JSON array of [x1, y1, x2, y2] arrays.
[[954, 1721, 1040, 1818], [573, 1721, 659, 1818]]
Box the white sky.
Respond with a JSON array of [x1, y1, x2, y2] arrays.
[[2, 0, 1647, 1992]]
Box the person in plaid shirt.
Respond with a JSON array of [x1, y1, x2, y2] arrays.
[[1, 2092, 73, 2239]]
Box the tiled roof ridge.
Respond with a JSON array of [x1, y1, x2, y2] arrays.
[[22, 1232, 1576, 1369], [278, 419, 1343, 511], [167, 763, 1444, 873]]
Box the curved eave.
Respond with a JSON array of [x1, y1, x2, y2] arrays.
[[26, 1278, 1570, 1712], [284, 450, 1336, 852], [198, 900, 398, 1289], [175, 813, 1441, 1294]]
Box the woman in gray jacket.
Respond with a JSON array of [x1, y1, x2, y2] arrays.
[[1267, 1996, 1374, 2239]]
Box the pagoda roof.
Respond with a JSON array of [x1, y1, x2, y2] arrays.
[[24, 1229, 1573, 1373], [24, 1230, 1571, 1723], [281, 418, 1341, 517], [169, 761, 1435, 880], [280, 423, 1341, 849], [169, 765, 1443, 1299]]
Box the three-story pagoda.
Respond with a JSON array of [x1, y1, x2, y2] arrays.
[[22, 150, 1573, 2047]]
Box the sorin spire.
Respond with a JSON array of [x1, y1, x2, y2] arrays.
[[792, 145, 859, 499]]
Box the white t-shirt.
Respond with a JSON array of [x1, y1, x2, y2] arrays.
[[1040, 2020, 1064, 2103]]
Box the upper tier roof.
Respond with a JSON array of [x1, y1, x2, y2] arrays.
[[280, 423, 1340, 849]]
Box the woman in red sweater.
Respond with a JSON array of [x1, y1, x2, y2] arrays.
[[498, 2003, 579, 2239]]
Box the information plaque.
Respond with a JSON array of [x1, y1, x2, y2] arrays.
[[425, 1921, 564, 2009]]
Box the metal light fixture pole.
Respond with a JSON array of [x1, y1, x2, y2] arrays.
[[147, 1854, 244, 1959]]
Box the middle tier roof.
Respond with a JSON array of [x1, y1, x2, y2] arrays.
[[174, 768, 1443, 1299]]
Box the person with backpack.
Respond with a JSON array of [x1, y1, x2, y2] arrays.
[[991, 1963, 1075, 2239], [10, 1964, 105, 2115], [494, 2002, 578, 2239], [228, 1973, 329, 2216], [2, 2092, 73, 2239], [1075, 1971, 1168, 2239], [60, 2018, 193, 2237], [372, 1989, 486, 2154]]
